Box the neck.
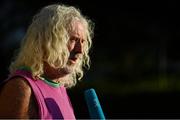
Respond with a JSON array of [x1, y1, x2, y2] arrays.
[[42, 74, 67, 84], [39, 75, 62, 87]]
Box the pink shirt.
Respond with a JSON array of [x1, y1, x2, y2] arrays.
[[9, 69, 76, 119]]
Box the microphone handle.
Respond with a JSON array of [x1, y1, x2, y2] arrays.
[[84, 88, 105, 119]]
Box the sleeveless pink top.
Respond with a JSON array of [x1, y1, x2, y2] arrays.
[[9, 69, 76, 119]]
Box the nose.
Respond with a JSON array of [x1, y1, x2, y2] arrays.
[[74, 40, 83, 54]]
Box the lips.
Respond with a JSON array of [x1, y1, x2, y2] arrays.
[[68, 56, 78, 64], [70, 57, 77, 61], [68, 51, 82, 64]]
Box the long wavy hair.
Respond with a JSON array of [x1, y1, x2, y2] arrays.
[[9, 4, 94, 88]]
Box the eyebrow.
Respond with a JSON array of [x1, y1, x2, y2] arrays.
[[70, 36, 85, 42]]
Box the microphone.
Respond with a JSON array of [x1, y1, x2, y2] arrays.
[[84, 88, 105, 119]]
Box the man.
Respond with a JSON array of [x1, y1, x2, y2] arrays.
[[0, 4, 94, 119]]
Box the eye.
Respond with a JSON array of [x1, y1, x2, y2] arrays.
[[81, 39, 85, 44], [69, 36, 85, 44]]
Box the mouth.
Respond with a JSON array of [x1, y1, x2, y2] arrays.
[[68, 52, 82, 64], [68, 57, 78, 64]]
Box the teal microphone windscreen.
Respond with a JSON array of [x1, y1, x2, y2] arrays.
[[84, 88, 105, 119]]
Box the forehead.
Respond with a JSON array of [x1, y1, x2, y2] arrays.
[[69, 20, 86, 38]]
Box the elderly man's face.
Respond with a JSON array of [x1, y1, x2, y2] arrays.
[[67, 20, 85, 66], [43, 21, 86, 80]]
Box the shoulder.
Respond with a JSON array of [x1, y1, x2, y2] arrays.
[[1, 77, 32, 96], [0, 77, 32, 118]]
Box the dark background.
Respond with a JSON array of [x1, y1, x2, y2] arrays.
[[1, 0, 180, 119]]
